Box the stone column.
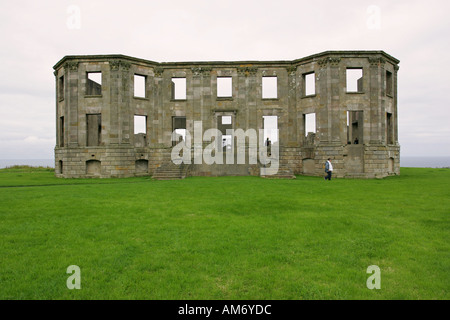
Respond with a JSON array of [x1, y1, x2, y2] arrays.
[[287, 66, 297, 147], [368, 56, 384, 144], [317, 57, 332, 143], [54, 70, 61, 147], [119, 61, 131, 144], [329, 57, 341, 143], [393, 64, 400, 144], [153, 67, 164, 145], [108, 60, 121, 145], [65, 61, 78, 146], [237, 66, 258, 132], [201, 67, 212, 126], [191, 67, 211, 127]]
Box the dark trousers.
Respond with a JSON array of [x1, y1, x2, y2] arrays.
[[325, 170, 332, 180]]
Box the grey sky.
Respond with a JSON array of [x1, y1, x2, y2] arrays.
[[0, 0, 449, 159]]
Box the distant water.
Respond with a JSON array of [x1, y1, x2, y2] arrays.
[[400, 157, 450, 168], [0, 157, 448, 169]]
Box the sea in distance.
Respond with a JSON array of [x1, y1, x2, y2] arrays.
[[0, 157, 449, 169]]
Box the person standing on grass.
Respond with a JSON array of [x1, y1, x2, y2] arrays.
[[325, 158, 333, 180]]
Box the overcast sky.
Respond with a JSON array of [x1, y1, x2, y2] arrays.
[[0, 0, 449, 159]]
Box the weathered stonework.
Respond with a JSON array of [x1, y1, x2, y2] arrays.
[[53, 51, 400, 178]]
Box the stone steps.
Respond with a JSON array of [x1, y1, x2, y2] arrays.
[[260, 165, 296, 179], [152, 163, 187, 180], [343, 173, 368, 179]]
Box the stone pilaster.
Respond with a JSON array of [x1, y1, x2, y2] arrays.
[[368, 56, 385, 144], [64, 61, 78, 147]]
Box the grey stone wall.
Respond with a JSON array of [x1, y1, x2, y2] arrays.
[[53, 51, 400, 178]]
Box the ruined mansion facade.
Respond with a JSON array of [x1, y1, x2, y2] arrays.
[[53, 51, 400, 179]]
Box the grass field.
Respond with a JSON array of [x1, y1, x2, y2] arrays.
[[0, 166, 448, 300]]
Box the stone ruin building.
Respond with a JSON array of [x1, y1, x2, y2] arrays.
[[53, 51, 400, 179]]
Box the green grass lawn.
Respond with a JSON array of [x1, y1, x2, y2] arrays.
[[0, 166, 448, 299]]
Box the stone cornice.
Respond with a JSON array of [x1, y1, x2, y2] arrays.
[[317, 57, 341, 68], [368, 56, 386, 66], [64, 61, 78, 71], [109, 60, 131, 71], [54, 51, 400, 71], [191, 67, 212, 77], [154, 67, 164, 77], [109, 60, 120, 70], [237, 66, 258, 77], [286, 66, 297, 75]]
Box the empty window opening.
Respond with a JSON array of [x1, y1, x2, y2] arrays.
[[134, 115, 147, 134], [218, 115, 232, 133], [217, 77, 232, 98], [304, 113, 316, 137], [134, 115, 147, 147], [222, 115, 232, 125], [304, 72, 315, 96], [171, 78, 186, 100], [263, 116, 278, 144], [386, 70, 393, 96], [222, 135, 232, 150], [263, 116, 278, 156], [218, 115, 233, 151], [59, 76, 64, 100], [172, 116, 186, 145], [386, 112, 394, 145], [59, 116, 64, 147], [86, 114, 101, 146], [262, 76, 277, 99], [174, 129, 186, 145], [347, 111, 363, 144], [86, 72, 102, 95], [134, 74, 146, 98], [86, 160, 101, 176], [346, 68, 363, 92]]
